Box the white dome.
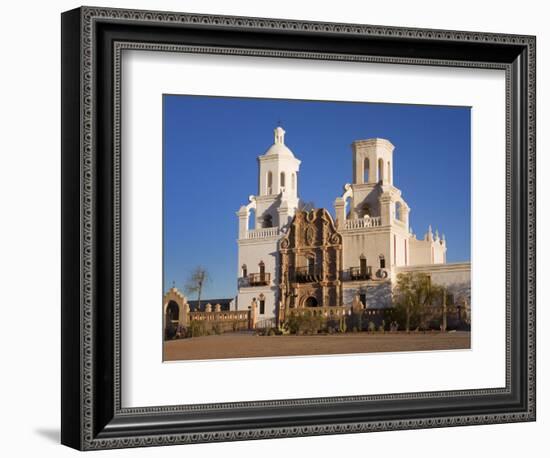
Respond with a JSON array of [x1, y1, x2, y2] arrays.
[[263, 126, 296, 157], [264, 143, 295, 157]]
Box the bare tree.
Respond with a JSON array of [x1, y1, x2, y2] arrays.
[[184, 266, 210, 311]]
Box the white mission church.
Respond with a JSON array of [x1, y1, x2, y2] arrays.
[[235, 126, 470, 325]]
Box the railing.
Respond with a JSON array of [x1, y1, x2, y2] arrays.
[[293, 266, 322, 283], [344, 216, 381, 230], [347, 266, 372, 281], [256, 317, 277, 329], [246, 227, 280, 239], [242, 272, 271, 286]]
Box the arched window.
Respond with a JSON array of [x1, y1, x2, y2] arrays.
[[280, 172, 286, 189], [258, 293, 265, 314], [267, 171, 273, 194], [248, 207, 256, 230], [361, 203, 371, 218], [241, 264, 247, 278], [378, 158, 384, 182], [395, 201, 402, 221], [262, 214, 273, 228], [387, 161, 392, 183], [291, 173, 296, 190], [363, 157, 370, 183], [304, 296, 318, 307]]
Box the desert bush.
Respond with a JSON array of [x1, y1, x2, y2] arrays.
[[286, 313, 325, 335], [187, 320, 206, 338]]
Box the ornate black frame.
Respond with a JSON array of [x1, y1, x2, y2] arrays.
[[61, 6, 536, 451]]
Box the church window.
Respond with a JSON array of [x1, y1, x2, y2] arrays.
[[280, 172, 286, 188], [267, 171, 273, 194], [304, 296, 318, 307], [364, 158, 370, 183], [291, 173, 296, 189], [379, 255, 386, 269], [248, 208, 256, 230], [263, 214, 273, 228], [378, 158, 384, 182]]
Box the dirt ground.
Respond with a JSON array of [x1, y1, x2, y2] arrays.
[[163, 331, 471, 361]]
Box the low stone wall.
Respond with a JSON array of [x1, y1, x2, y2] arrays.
[[286, 305, 349, 319], [188, 310, 251, 333]]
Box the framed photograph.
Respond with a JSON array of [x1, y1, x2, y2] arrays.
[[61, 6, 536, 450]]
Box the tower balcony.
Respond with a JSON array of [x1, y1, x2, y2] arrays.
[[245, 227, 280, 239], [343, 216, 381, 230], [346, 266, 373, 281], [239, 272, 271, 287]]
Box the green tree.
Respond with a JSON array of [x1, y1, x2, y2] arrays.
[[184, 266, 210, 311], [392, 272, 443, 332]]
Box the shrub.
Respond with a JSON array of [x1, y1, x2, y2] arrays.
[[187, 320, 206, 338], [285, 313, 326, 335]]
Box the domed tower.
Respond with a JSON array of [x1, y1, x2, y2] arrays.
[[235, 126, 302, 324], [255, 126, 301, 229]]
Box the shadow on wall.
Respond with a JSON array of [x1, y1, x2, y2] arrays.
[[365, 282, 392, 308]]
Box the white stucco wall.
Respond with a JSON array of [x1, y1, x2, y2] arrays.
[[341, 229, 391, 274], [343, 281, 393, 308], [395, 262, 471, 303], [236, 236, 281, 320]]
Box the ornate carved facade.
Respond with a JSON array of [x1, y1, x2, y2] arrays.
[[279, 209, 343, 321]]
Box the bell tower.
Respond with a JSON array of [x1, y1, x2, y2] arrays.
[[352, 137, 394, 186], [255, 126, 301, 229]]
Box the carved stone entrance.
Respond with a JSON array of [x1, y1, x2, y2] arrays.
[[279, 208, 343, 323]]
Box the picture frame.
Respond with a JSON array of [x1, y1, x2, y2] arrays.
[[61, 5, 536, 450]]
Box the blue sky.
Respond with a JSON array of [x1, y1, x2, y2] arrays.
[[163, 95, 471, 299]]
